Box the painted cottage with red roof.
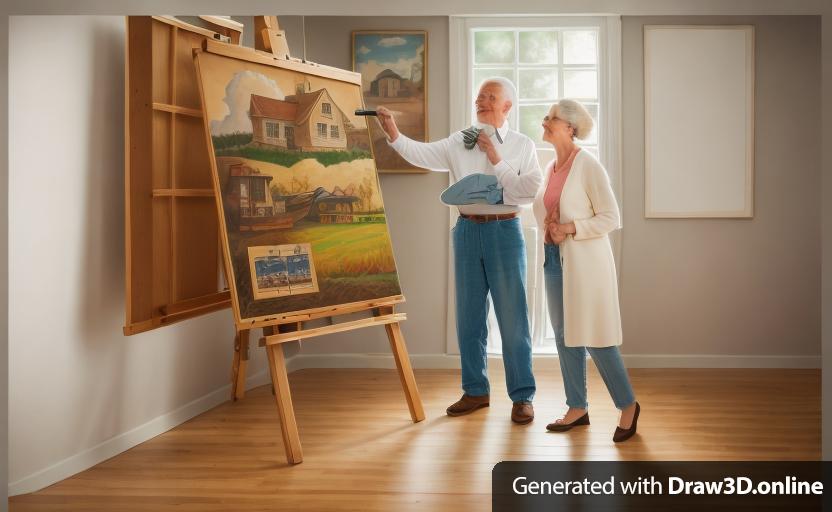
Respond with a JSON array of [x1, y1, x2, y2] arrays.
[[249, 81, 351, 152]]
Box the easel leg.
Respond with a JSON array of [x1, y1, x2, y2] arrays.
[[230, 329, 250, 401], [384, 321, 426, 423], [266, 336, 303, 464]]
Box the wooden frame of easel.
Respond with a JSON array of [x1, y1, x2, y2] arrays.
[[124, 16, 233, 336], [195, 20, 425, 465]]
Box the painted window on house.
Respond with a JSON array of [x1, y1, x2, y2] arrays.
[[265, 121, 279, 139], [317, 123, 327, 138], [330, 125, 339, 139], [251, 179, 266, 202], [321, 102, 332, 115]]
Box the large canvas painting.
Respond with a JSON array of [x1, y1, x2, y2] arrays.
[[194, 50, 402, 323], [352, 31, 427, 173]]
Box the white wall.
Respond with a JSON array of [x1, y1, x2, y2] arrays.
[[3, 0, 825, 16], [280, 16, 451, 359], [277, 15, 822, 367], [620, 16, 821, 359], [1, 8, 9, 512], [7, 16, 268, 495]]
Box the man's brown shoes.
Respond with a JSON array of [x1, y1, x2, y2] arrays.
[[446, 394, 490, 416], [446, 395, 534, 424], [511, 401, 534, 424]]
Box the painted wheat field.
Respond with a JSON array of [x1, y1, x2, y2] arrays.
[[231, 220, 400, 319]]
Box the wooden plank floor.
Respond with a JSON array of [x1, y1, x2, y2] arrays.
[[9, 364, 821, 511]]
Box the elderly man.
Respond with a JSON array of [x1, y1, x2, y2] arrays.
[[376, 78, 542, 424]]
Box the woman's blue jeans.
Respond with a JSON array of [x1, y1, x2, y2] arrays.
[[544, 243, 635, 410], [452, 216, 536, 403]]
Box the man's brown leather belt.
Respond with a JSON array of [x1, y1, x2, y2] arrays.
[[459, 212, 518, 223]]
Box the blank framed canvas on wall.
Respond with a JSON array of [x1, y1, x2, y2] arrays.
[[644, 25, 754, 218]]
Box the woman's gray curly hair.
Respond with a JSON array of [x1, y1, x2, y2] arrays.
[[552, 99, 594, 140]]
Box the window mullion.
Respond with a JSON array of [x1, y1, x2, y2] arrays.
[[557, 30, 564, 101], [513, 30, 520, 131]]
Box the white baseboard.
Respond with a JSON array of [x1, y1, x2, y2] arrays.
[[621, 354, 821, 368], [8, 370, 271, 497], [285, 353, 821, 372]]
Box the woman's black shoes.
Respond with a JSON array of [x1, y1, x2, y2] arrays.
[[545, 403, 640, 441], [612, 402, 640, 443], [546, 412, 590, 432]]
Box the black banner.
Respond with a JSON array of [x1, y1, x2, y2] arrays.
[[493, 461, 831, 511]]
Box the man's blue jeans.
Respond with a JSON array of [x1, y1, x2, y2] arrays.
[[544, 243, 635, 410], [452, 216, 535, 403]]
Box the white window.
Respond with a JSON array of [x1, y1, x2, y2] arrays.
[[448, 16, 622, 356], [317, 123, 327, 138], [321, 102, 332, 115], [471, 28, 600, 157], [265, 121, 279, 139], [330, 125, 339, 139]]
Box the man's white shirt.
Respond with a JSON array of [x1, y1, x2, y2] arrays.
[[388, 120, 543, 215]]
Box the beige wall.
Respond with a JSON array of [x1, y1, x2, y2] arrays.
[[7, 16, 270, 494], [274, 15, 822, 359], [280, 16, 452, 356], [1, 9, 8, 511], [620, 16, 821, 356]]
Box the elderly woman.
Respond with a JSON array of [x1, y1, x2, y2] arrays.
[[533, 99, 640, 443]]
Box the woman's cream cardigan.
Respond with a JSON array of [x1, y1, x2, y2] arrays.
[[532, 150, 623, 347]]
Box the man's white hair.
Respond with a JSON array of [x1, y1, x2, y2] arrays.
[[478, 77, 517, 111]]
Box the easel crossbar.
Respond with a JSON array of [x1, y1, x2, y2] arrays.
[[237, 295, 404, 331], [202, 39, 362, 86], [259, 313, 407, 346]]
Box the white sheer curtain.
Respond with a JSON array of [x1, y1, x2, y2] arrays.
[[446, 16, 622, 356]]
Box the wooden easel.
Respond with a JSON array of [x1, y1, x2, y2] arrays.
[[229, 298, 423, 464], [201, 17, 425, 465]]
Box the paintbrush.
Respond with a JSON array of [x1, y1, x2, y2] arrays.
[[354, 109, 403, 116]]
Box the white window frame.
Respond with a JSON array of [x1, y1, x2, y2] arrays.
[[446, 15, 623, 356], [265, 120, 279, 139], [330, 125, 339, 139], [317, 122, 327, 138]]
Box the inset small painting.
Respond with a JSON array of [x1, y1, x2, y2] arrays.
[[248, 244, 319, 300]]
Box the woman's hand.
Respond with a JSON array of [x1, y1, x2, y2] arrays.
[[548, 222, 567, 244], [476, 131, 501, 165], [375, 106, 400, 142], [545, 206, 576, 245], [545, 206, 567, 244], [544, 207, 558, 244]]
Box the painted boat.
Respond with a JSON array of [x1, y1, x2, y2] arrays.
[[238, 188, 326, 231]]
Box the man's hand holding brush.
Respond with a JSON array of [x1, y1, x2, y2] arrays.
[[374, 106, 400, 142]]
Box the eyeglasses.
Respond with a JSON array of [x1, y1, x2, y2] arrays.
[[543, 115, 573, 128], [543, 115, 576, 137]]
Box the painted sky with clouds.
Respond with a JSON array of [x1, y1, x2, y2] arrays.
[[198, 52, 367, 136], [354, 33, 425, 93]]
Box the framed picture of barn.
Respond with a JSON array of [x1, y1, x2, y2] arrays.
[[194, 44, 403, 324], [352, 30, 428, 173]]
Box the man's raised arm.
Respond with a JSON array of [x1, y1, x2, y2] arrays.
[[376, 106, 451, 172]]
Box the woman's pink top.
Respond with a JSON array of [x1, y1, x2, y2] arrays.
[[543, 146, 581, 218]]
